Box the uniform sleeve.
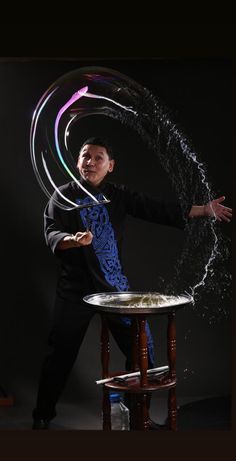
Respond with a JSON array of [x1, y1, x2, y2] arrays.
[[44, 192, 72, 254], [121, 186, 190, 230]]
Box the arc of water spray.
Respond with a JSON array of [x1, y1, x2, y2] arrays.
[[60, 87, 220, 296], [56, 86, 220, 296], [31, 81, 218, 296], [177, 135, 219, 297]]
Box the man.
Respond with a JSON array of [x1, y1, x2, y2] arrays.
[[32, 137, 232, 430]]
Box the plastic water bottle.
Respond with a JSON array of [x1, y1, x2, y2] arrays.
[[110, 392, 130, 430]]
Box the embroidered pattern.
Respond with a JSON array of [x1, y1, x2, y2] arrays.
[[77, 193, 154, 363], [78, 194, 129, 291]]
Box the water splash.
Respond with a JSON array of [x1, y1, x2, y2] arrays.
[[30, 66, 231, 323]]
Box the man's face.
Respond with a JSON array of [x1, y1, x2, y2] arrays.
[[77, 144, 115, 187]]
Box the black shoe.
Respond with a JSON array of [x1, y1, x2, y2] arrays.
[[32, 418, 50, 430], [148, 418, 167, 430]]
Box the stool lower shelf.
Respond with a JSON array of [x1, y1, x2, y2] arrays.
[[105, 372, 176, 393]]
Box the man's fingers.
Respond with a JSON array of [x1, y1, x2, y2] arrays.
[[222, 206, 232, 213], [75, 232, 86, 241], [79, 232, 93, 242], [218, 207, 232, 218], [223, 210, 232, 217], [215, 196, 225, 204], [74, 232, 88, 242], [210, 197, 232, 223], [221, 215, 230, 222]]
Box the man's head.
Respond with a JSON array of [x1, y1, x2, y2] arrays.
[[77, 137, 115, 187]]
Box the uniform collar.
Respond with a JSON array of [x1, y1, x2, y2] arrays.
[[73, 175, 107, 195]]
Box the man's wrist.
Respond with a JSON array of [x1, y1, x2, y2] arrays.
[[203, 204, 208, 216], [70, 234, 78, 247], [71, 235, 82, 247], [63, 234, 79, 247]]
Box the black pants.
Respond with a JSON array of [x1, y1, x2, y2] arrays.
[[33, 295, 155, 421]]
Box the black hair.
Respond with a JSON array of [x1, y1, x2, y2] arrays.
[[79, 137, 115, 160]]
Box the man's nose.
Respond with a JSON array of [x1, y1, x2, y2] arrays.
[[86, 158, 95, 165]]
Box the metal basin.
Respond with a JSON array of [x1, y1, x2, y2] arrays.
[[83, 291, 194, 314]]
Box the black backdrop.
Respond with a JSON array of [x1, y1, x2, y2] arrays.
[[0, 58, 232, 409]]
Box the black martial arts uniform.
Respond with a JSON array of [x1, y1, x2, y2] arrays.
[[33, 178, 187, 421]]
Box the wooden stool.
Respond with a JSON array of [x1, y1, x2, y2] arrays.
[[83, 292, 192, 431]]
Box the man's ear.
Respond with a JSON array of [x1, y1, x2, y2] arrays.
[[108, 159, 115, 173]]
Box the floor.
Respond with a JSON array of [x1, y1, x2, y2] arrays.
[[0, 394, 231, 431]]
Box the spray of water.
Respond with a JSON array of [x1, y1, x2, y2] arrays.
[[30, 67, 231, 325], [102, 86, 231, 323]]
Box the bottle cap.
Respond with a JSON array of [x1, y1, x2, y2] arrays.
[[109, 392, 121, 403]]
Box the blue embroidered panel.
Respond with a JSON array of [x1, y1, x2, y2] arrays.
[[77, 194, 155, 363], [77, 194, 129, 292]]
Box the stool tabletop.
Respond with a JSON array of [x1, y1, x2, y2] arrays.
[[83, 291, 193, 314]]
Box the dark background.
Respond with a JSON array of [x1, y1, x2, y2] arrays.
[[0, 58, 232, 414]]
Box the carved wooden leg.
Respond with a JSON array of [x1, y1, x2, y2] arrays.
[[138, 316, 148, 387], [133, 394, 149, 430], [136, 394, 142, 429], [141, 393, 149, 430], [168, 388, 177, 431], [167, 312, 177, 430], [101, 314, 110, 378], [131, 317, 139, 372], [128, 317, 140, 429], [100, 314, 111, 430], [137, 316, 148, 430]]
